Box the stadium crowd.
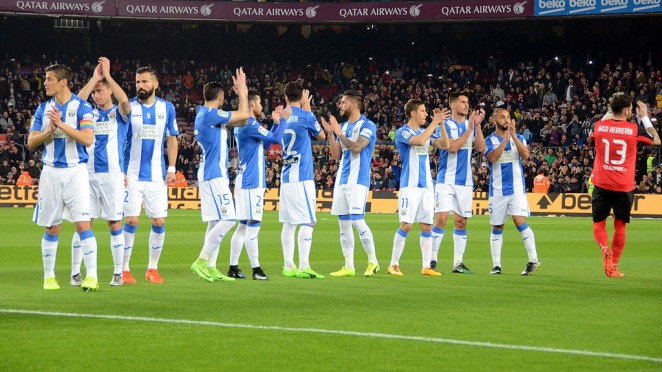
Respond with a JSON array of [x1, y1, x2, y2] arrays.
[[1, 52, 662, 194]]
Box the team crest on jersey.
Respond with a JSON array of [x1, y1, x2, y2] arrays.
[[255, 208, 262, 214], [157, 113, 165, 120], [109, 112, 116, 120], [68, 111, 76, 118], [400, 209, 407, 216], [220, 206, 228, 214]]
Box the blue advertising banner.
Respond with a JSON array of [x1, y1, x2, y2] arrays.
[[535, 0, 662, 16]]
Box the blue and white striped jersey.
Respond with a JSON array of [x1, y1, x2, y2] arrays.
[[30, 94, 95, 168], [434, 118, 476, 187], [395, 125, 433, 189], [88, 105, 130, 173], [484, 133, 527, 197], [235, 116, 286, 189], [335, 115, 376, 188], [194, 106, 233, 182], [281, 106, 322, 183], [124, 97, 179, 182]]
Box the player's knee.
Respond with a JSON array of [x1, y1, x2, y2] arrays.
[[151, 218, 165, 227], [399, 223, 412, 233], [492, 224, 505, 231], [125, 216, 139, 226], [75, 221, 91, 233], [512, 216, 526, 227], [419, 223, 432, 233], [108, 220, 122, 231], [434, 212, 448, 227], [454, 217, 467, 230], [46, 225, 61, 236]]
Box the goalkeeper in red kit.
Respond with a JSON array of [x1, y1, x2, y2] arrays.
[[590, 95, 660, 277]]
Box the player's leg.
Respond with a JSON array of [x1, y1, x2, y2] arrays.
[[43, 224, 62, 290], [289, 181, 322, 279], [102, 173, 126, 286], [70, 231, 82, 286], [431, 183, 451, 268], [418, 188, 440, 276], [35, 167, 64, 290], [193, 179, 236, 282], [66, 166, 98, 291], [489, 224, 504, 275], [228, 221, 248, 277], [610, 191, 634, 277], [488, 196, 508, 274], [591, 186, 614, 277], [509, 194, 540, 276], [243, 188, 268, 280], [331, 185, 355, 276], [296, 223, 324, 279], [229, 187, 250, 278], [389, 187, 414, 276], [195, 218, 236, 282], [419, 223, 440, 276], [451, 186, 473, 274], [245, 220, 268, 280], [108, 220, 124, 286], [122, 178, 143, 283], [348, 185, 379, 276], [513, 217, 540, 276], [279, 183, 297, 276]]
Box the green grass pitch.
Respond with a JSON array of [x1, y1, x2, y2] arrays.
[[1, 208, 661, 370]]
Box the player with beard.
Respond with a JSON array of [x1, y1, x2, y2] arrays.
[[430, 91, 486, 274], [320, 91, 379, 277], [484, 108, 540, 275], [122, 67, 179, 284]]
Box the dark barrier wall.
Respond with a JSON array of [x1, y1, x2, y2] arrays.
[[3, 185, 662, 218]]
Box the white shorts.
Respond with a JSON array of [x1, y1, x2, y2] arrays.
[[398, 187, 434, 224], [89, 172, 125, 221], [435, 183, 474, 218], [124, 178, 168, 219], [235, 187, 265, 221], [33, 164, 91, 227], [489, 193, 530, 226], [331, 184, 368, 216], [200, 177, 236, 222], [279, 180, 317, 225]]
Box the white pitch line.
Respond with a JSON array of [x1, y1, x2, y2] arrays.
[[2, 308, 661, 364]]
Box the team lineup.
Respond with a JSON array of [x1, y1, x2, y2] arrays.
[[28, 59, 661, 291]]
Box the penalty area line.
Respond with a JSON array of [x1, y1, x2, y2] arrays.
[[1, 308, 661, 364]]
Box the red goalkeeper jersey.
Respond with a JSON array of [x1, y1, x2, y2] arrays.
[[590, 119, 653, 192]]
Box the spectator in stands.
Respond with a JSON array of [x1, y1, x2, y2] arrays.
[[16, 170, 32, 186], [26, 159, 41, 180], [0, 111, 12, 133], [638, 175, 653, 194], [167, 169, 187, 187]]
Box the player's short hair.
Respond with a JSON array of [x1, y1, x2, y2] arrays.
[[449, 90, 469, 104], [404, 99, 424, 120], [343, 90, 363, 107], [203, 82, 224, 102], [610, 94, 631, 115], [284, 82, 303, 102], [45, 64, 72, 83], [248, 89, 260, 102], [136, 67, 159, 80]]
